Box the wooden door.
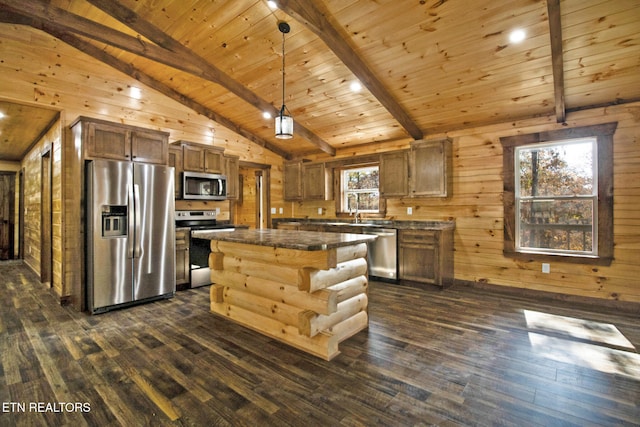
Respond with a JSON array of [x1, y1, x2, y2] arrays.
[[380, 150, 409, 197], [283, 161, 302, 201], [224, 155, 239, 199], [131, 130, 168, 165], [303, 162, 332, 200], [0, 173, 16, 260], [204, 148, 224, 173], [168, 146, 183, 198], [41, 148, 52, 285], [410, 139, 450, 197], [86, 121, 131, 161], [182, 145, 204, 171]]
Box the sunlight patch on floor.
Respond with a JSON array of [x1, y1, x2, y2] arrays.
[[525, 310, 640, 379], [524, 310, 636, 350]]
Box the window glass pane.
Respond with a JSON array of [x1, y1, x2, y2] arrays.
[[519, 199, 594, 252], [518, 141, 594, 197], [343, 166, 379, 212], [345, 168, 379, 190]]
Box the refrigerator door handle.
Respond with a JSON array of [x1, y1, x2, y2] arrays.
[[133, 183, 142, 259], [127, 184, 135, 258]]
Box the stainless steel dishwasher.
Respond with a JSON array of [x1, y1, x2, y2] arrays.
[[362, 227, 397, 280]]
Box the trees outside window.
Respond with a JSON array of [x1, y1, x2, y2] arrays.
[[342, 166, 379, 212], [516, 139, 596, 255]]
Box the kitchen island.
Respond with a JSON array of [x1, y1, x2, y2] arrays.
[[191, 228, 377, 360]]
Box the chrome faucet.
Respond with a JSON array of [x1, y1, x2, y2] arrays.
[[350, 207, 360, 223]]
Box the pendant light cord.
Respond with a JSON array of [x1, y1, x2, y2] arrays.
[[281, 30, 286, 115]]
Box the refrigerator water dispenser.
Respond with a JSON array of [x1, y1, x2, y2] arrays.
[[101, 205, 127, 237]]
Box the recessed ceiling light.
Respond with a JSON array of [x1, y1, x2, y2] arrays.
[[267, 1, 278, 9], [0, 112, 5, 119], [350, 81, 362, 93], [263, 111, 272, 119], [509, 29, 526, 44]]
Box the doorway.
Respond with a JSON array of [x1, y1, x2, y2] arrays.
[[236, 162, 271, 229], [0, 172, 16, 260], [40, 146, 53, 285]]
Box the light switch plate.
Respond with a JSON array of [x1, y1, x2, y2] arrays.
[[271, 207, 276, 214], [318, 207, 323, 215], [407, 207, 413, 215], [279, 207, 283, 214], [542, 263, 550, 274]]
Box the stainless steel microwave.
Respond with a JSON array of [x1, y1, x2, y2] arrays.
[[182, 171, 227, 200]]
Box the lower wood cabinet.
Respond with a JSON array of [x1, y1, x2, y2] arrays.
[[175, 227, 190, 290], [398, 229, 453, 288]]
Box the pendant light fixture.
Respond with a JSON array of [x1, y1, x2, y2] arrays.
[[275, 21, 293, 139]]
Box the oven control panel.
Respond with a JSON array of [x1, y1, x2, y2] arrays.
[[175, 210, 218, 221]]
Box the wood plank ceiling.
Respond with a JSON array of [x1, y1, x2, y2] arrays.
[[0, 0, 639, 160]]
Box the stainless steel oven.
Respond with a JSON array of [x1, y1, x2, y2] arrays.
[[175, 210, 235, 288]]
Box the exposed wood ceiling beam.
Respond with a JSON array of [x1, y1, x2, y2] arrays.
[[0, 0, 334, 158], [0, 8, 292, 160], [84, 0, 336, 156], [52, 30, 293, 160], [546, 0, 566, 123], [275, 0, 424, 141]]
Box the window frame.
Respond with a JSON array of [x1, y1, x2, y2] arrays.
[[500, 123, 617, 266], [341, 165, 380, 213]]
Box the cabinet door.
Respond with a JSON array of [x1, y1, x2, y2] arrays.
[[224, 155, 239, 199], [86, 121, 131, 161], [303, 163, 332, 200], [175, 228, 190, 286], [380, 150, 409, 197], [204, 148, 224, 173], [283, 161, 303, 201], [410, 139, 450, 197], [131, 130, 168, 165], [182, 145, 204, 171], [398, 230, 440, 285], [168, 146, 183, 199]]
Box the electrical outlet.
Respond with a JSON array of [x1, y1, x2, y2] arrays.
[[318, 207, 323, 215], [271, 207, 276, 214], [407, 207, 413, 215], [542, 263, 550, 274], [279, 207, 283, 214]]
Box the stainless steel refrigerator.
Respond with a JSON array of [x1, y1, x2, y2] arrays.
[[87, 159, 176, 314]]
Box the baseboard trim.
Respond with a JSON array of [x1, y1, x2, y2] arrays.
[[452, 279, 640, 315]]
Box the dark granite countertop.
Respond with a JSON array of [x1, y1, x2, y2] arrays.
[[272, 218, 455, 231], [191, 228, 377, 251]]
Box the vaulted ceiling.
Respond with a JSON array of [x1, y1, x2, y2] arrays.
[[0, 0, 639, 161]]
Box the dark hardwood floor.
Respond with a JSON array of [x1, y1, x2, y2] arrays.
[[1, 261, 639, 426]]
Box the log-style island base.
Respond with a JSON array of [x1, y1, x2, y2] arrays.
[[192, 229, 377, 360]]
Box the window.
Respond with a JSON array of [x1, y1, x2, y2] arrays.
[[516, 138, 596, 255], [341, 165, 379, 213], [500, 123, 617, 265]]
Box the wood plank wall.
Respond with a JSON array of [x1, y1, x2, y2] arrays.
[[298, 103, 640, 305], [3, 25, 639, 307], [20, 122, 63, 296]]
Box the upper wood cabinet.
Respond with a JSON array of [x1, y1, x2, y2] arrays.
[[224, 154, 239, 200], [168, 146, 183, 199], [79, 117, 168, 165], [303, 162, 333, 201], [283, 161, 303, 201], [178, 141, 225, 173], [380, 150, 409, 197], [283, 160, 333, 201], [409, 138, 451, 198]]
